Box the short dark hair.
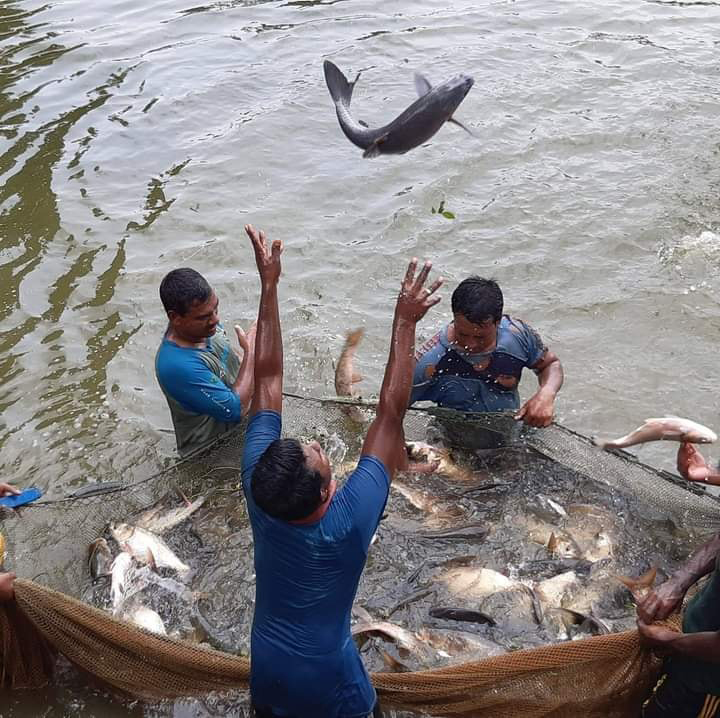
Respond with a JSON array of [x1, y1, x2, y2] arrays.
[[159, 268, 212, 316], [451, 276, 503, 324], [251, 439, 324, 521]]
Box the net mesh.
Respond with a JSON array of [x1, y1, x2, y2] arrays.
[[2, 578, 674, 717], [1, 394, 718, 716]]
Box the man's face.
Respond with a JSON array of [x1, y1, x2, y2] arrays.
[[169, 292, 220, 342], [302, 440, 333, 497], [452, 313, 499, 355]]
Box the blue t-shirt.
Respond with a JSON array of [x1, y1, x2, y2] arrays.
[[155, 326, 242, 456], [241, 411, 389, 718], [410, 316, 547, 412]]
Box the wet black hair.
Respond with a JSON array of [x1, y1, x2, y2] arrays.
[[159, 268, 212, 316], [451, 276, 504, 325], [251, 438, 325, 521]]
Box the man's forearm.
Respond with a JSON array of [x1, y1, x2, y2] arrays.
[[254, 281, 282, 380], [377, 315, 416, 421], [670, 534, 720, 592], [537, 359, 563, 397], [664, 630, 720, 663], [233, 345, 255, 414]]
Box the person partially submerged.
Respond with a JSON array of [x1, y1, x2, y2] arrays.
[[155, 267, 256, 457], [240, 222, 442, 718], [411, 276, 563, 427]]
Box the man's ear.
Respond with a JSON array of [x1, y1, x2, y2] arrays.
[[167, 310, 179, 322]]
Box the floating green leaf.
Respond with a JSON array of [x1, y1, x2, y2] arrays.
[[441, 210, 456, 220]]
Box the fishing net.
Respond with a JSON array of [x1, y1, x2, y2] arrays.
[[1, 394, 719, 716], [1, 578, 673, 717]]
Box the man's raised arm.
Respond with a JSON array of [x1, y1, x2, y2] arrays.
[[361, 259, 442, 478], [246, 225, 283, 417]]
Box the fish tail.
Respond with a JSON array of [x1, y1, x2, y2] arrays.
[[324, 60, 359, 107], [344, 327, 364, 349]]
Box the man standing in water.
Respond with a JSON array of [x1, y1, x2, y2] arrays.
[[241, 222, 442, 717], [637, 530, 720, 717], [155, 267, 256, 457], [411, 276, 563, 426]]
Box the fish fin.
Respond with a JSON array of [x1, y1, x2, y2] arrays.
[[177, 488, 191, 507], [362, 136, 387, 159], [414, 72, 432, 97], [358, 119, 369, 127], [547, 532, 558, 554], [639, 566, 658, 587], [345, 328, 364, 347], [323, 60, 360, 106], [146, 548, 158, 572], [351, 372, 363, 384], [448, 117, 475, 136]]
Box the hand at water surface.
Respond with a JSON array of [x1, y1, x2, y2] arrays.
[[246, 224, 282, 286], [515, 390, 555, 428], [395, 259, 443, 324], [0, 572, 16, 601], [0, 483, 20, 497]]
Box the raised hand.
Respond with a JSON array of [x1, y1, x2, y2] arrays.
[[246, 224, 282, 285], [395, 259, 443, 323]]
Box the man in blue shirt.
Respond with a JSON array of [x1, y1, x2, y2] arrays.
[[411, 276, 563, 427], [155, 266, 256, 456], [241, 224, 442, 718]]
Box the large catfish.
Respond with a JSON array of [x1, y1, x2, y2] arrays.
[[323, 60, 474, 158]]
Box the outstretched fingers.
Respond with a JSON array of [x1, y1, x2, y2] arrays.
[[403, 258, 418, 288], [411, 260, 433, 295]]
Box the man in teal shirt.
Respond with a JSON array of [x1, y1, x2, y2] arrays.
[[155, 267, 256, 457]]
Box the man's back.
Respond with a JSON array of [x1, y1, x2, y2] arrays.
[[242, 411, 388, 718]]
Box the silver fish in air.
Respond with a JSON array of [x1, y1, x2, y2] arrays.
[[324, 60, 474, 158], [594, 417, 716, 450]]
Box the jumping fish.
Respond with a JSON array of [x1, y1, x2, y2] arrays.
[[405, 441, 479, 481], [135, 495, 206, 535], [110, 523, 189, 573], [110, 552, 133, 612], [323, 60, 474, 158], [334, 328, 367, 423], [594, 417, 717, 450], [88, 538, 113, 581], [334, 328, 364, 397]]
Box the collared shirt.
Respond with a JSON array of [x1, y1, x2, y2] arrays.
[[410, 316, 547, 412], [242, 411, 389, 718], [155, 325, 241, 456]]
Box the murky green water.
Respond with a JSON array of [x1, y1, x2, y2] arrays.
[[3, 0, 720, 714]]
